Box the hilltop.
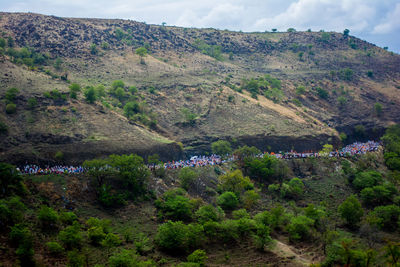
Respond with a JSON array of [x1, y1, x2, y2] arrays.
[[0, 12, 400, 163]]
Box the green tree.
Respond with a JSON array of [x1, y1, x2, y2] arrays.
[[211, 140, 232, 157], [352, 171, 382, 190], [108, 249, 146, 267], [90, 43, 98, 55], [374, 102, 383, 117], [343, 29, 350, 37], [5, 87, 19, 103], [217, 191, 239, 210], [38, 206, 59, 228], [219, 169, 253, 196], [296, 86, 306, 95], [123, 101, 140, 118], [6, 103, 16, 114], [320, 144, 333, 157], [155, 189, 193, 221], [338, 195, 363, 228], [67, 250, 85, 267], [58, 222, 83, 249], [136, 47, 148, 64], [179, 167, 198, 190], [112, 80, 125, 90], [195, 204, 225, 224], [287, 215, 314, 241], [287, 28, 296, 32], [187, 249, 207, 266], [69, 83, 81, 99], [84, 86, 97, 103], [370, 204, 400, 230], [181, 108, 197, 125]]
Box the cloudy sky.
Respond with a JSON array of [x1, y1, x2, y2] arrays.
[[1, 0, 399, 53]]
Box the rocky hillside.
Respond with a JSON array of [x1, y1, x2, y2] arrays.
[[0, 12, 399, 163]]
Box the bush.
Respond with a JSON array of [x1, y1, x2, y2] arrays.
[[9, 223, 32, 246], [46, 241, 64, 255], [38, 205, 59, 228], [155, 221, 204, 253], [232, 208, 250, 219], [101, 233, 121, 248], [84, 86, 97, 103], [254, 205, 287, 230], [370, 204, 400, 230], [338, 195, 363, 228], [155, 189, 193, 221], [123, 101, 140, 118], [296, 86, 306, 95], [360, 184, 396, 206], [27, 97, 37, 109], [0, 196, 26, 226], [187, 249, 207, 266], [55, 150, 64, 161], [179, 167, 198, 191], [133, 232, 152, 255], [219, 169, 253, 196], [60, 211, 78, 225], [253, 224, 273, 250], [217, 192, 239, 210], [374, 103, 383, 117], [315, 87, 328, 99], [67, 250, 85, 267], [280, 178, 304, 199], [245, 155, 279, 183], [5, 87, 19, 103], [86, 217, 111, 233], [211, 140, 232, 157], [242, 190, 260, 209], [5, 103, 16, 114], [58, 222, 83, 249], [287, 215, 314, 242], [97, 184, 126, 207], [195, 204, 224, 224], [108, 249, 147, 267], [87, 226, 106, 245], [0, 120, 7, 134], [353, 171, 382, 190], [69, 83, 81, 99]]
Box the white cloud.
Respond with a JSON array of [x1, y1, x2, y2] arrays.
[[372, 3, 400, 34]]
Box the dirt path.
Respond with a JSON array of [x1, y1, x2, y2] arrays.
[[270, 240, 312, 266]]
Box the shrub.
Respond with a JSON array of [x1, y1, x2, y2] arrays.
[[60, 211, 78, 225], [296, 86, 306, 95], [315, 87, 328, 99], [108, 249, 145, 267], [360, 184, 396, 206], [242, 189, 260, 209], [69, 83, 81, 99], [67, 250, 85, 267], [5, 87, 19, 103], [155, 189, 193, 221], [84, 86, 97, 103], [155, 221, 204, 253], [58, 222, 83, 249], [88, 226, 106, 245], [195, 204, 224, 224], [370, 204, 400, 230], [27, 97, 37, 109], [338, 195, 363, 228], [112, 80, 125, 90], [187, 249, 207, 266], [232, 208, 250, 219], [0, 163, 24, 197], [0, 120, 8, 134], [254, 205, 287, 230], [245, 155, 279, 183], [219, 169, 253, 196], [86, 217, 111, 233], [5, 103, 16, 114], [90, 43, 98, 55], [0, 196, 26, 226], [38, 205, 59, 228], [134, 232, 152, 255], [101, 233, 121, 248], [55, 150, 64, 161], [10, 223, 32, 246], [123, 101, 140, 118], [179, 167, 198, 190], [374, 103, 383, 117], [211, 140, 232, 157], [217, 192, 239, 210], [353, 171, 382, 190], [287, 215, 314, 242], [46, 241, 64, 255]]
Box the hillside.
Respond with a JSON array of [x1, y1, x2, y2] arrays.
[[0, 12, 400, 163]]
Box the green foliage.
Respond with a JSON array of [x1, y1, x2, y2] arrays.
[[315, 87, 329, 99], [60, 211, 78, 225], [287, 215, 314, 242], [338, 195, 363, 228], [219, 169, 253, 196], [337, 96, 347, 107], [360, 183, 397, 206], [343, 29, 350, 36], [242, 189, 261, 209], [304, 204, 326, 227], [179, 167, 198, 191], [87, 226, 106, 245], [0, 37, 5, 48], [187, 249, 207, 266], [101, 233, 121, 248], [38, 205, 59, 228], [296, 85, 306, 95], [319, 32, 331, 42], [109, 154, 150, 197], [67, 250, 85, 267], [245, 154, 281, 182], [232, 208, 250, 219], [384, 241, 400, 266], [54, 57, 62, 70], [135, 47, 148, 57], [352, 171, 382, 190], [69, 83, 81, 99], [339, 132, 347, 142], [354, 124, 366, 139], [195, 204, 225, 224], [46, 241, 64, 255], [5, 87, 19, 103], [211, 140, 232, 157], [124, 101, 141, 118], [90, 43, 98, 55], [287, 28, 296, 32], [181, 108, 198, 125], [97, 184, 126, 207], [134, 232, 152, 255], [10, 223, 32, 246], [240, 75, 283, 102], [374, 102, 383, 117], [155, 221, 204, 253], [339, 68, 354, 81], [5, 46, 48, 67], [84, 86, 97, 103], [320, 144, 333, 157], [55, 150, 64, 161], [0, 162, 24, 197], [155, 189, 193, 221], [370, 204, 400, 230], [86, 217, 111, 233], [27, 97, 37, 109], [217, 191, 239, 210], [193, 39, 223, 61], [292, 98, 302, 107], [108, 249, 150, 267], [280, 178, 304, 199], [0, 120, 8, 134], [0, 196, 26, 226], [58, 222, 83, 249], [5, 103, 16, 114], [233, 145, 261, 167], [253, 223, 272, 250]]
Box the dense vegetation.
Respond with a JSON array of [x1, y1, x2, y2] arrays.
[[1, 125, 400, 266]]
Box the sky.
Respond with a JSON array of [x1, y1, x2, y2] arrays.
[[1, 0, 399, 53]]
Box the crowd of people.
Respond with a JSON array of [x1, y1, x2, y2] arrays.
[[19, 164, 85, 175], [18, 141, 381, 175]]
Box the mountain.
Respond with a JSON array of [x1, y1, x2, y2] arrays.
[[0, 12, 399, 163]]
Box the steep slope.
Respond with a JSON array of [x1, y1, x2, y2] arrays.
[[0, 12, 399, 162]]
